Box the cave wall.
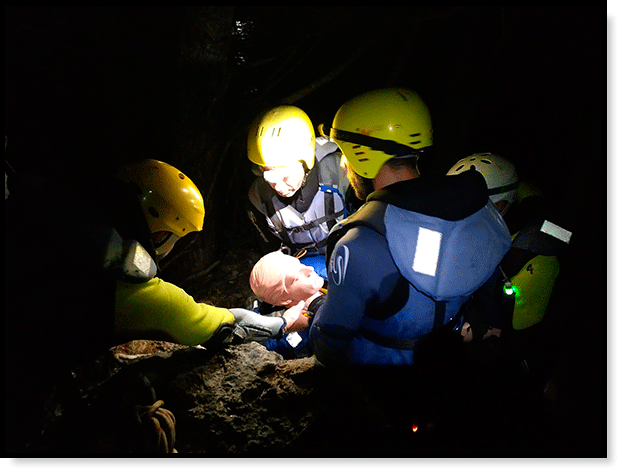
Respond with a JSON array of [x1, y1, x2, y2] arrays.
[[5, 6, 606, 454], [5, 6, 604, 278]]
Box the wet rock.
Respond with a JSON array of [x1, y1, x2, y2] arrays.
[[26, 340, 323, 454], [15, 337, 567, 455], [162, 342, 319, 454]]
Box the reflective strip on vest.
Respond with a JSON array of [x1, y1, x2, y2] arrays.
[[412, 227, 442, 277], [540, 220, 572, 244]]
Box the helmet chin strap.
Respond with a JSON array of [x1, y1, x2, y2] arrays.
[[488, 181, 520, 197], [155, 233, 181, 259], [496, 200, 513, 217]]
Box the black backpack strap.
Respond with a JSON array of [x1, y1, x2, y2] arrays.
[[358, 328, 421, 350], [357, 310, 463, 350], [264, 198, 293, 247], [324, 187, 338, 232], [511, 215, 572, 256], [289, 209, 345, 234], [433, 301, 447, 330]]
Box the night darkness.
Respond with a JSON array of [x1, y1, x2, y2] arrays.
[[5, 6, 607, 458]]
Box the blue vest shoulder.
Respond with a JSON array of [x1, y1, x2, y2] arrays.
[[384, 201, 511, 300], [327, 199, 511, 300]]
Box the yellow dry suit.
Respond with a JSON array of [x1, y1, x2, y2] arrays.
[[115, 278, 235, 346], [497, 183, 571, 331], [506, 245, 559, 330]]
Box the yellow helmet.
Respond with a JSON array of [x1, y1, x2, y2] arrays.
[[329, 88, 433, 178], [116, 159, 205, 257], [247, 105, 316, 170]]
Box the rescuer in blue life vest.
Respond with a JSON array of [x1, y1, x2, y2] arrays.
[[246, 105, 354, 280], [307, 88, 512, 366]]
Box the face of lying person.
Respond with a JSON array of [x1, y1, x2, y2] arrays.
[[283, 261, 325, 303], [250, 251, 325, 307]]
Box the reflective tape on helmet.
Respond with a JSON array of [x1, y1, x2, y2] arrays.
[[540, 220, 572, 244], [412, 227, 442, 277]]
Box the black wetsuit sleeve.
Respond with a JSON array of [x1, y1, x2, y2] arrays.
[[245, 199, 283, 254]]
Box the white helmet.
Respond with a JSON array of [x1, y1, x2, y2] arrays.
[[447, 153, 519, 215]]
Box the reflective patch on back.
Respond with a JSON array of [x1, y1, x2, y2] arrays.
[[383, 202, 511, 300], [412, 227, 442, 277]]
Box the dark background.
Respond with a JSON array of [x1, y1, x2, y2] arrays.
[[5, 6, 604, 208], [5, 6, 606, 455]]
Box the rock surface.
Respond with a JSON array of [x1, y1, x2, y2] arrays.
[[25, 340, 321, 454], [14, 336, 571, 456]]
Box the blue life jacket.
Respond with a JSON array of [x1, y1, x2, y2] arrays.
[[299, 253, 329, 280], [310, 170, 512, 365]]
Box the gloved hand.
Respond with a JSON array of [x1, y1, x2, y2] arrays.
[[305, 293, 327, 320], [229, 308, 286, 344], [282, 300, 308, 333]]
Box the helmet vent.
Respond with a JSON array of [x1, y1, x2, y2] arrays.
[[454, 165, 465, 172], [353, 144, 365, 156], [409, 133, 422, 146], [148, 206, 160, 218], [480, 159, 492, 164]]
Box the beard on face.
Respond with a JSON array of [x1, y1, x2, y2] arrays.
[[346, 163, 376, 201]]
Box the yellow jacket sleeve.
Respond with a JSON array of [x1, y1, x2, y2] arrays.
[[115, 278, 235, 346]]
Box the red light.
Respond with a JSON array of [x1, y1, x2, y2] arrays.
[[412, 424, 418, 433]]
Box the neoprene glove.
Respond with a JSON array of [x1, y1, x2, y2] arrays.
[[229, 308, 286, 343], [305, 293, 327, 320]]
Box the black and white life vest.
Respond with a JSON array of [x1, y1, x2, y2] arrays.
[[248, 137, 350, 255]]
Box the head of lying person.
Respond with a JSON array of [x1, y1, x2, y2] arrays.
[[249, 251, 325, 307]]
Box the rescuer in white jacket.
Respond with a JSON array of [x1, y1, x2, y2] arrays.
[[246, 106, 353, 277]]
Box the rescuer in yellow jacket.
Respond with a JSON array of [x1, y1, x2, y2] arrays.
[[447, 153, 572, 399], [114, 159, 294, 347], [447, 153, 570, 334]]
